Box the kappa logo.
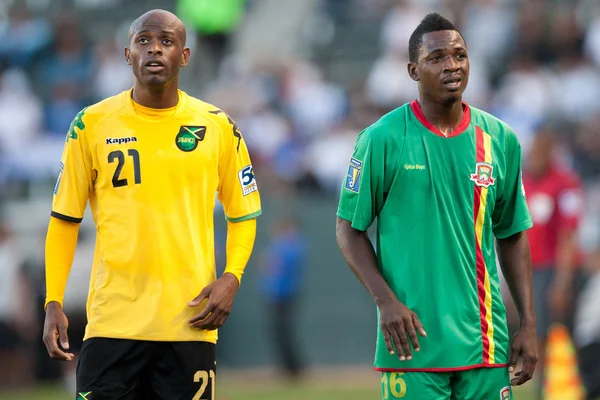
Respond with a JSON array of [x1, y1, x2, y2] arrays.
[[345, 158, 362, 193], [499, 386, 510, 400], [106, 136, 137, 145], [470, 162, 495, 188], [176, 126, 206, 152], [78, 391, 92, 400]]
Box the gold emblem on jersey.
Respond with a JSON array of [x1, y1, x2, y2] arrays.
[[176, 126, 206, 152], [470, 162, 495, 188]]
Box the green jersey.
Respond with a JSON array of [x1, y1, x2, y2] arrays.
[[337, 100, 533, 372]]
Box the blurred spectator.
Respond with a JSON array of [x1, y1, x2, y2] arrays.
[[550, 49, 600, 125], [304, 122, 358, 193], [38, 14, 92, 135], [522, 128, 586, 399], [92, 37, 133, 101], [0, 3, 53, 70], [491, 55, 553, 152], [0, 222, 35, 389], [365, 48, 418, 109], [0, 68, 43, 154], [460, 0, 515, 74], [0, 68, 43, 184], [177, 0, 246, 83], [572, 115, 600, 182], [283, 62, 347, 138], [260, 217, 307, 379], [584, 13, 600, 67], [574, 250, 600, 399], [379, 0, 425, 56]]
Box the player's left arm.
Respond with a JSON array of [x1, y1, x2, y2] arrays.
[[188, 111, 261, 330], [493, 130, 537, 386]]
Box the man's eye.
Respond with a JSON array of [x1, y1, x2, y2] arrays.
[[162, 39, 172, 45], [138, 38, 148, 44]]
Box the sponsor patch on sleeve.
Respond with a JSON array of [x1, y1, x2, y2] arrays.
[[238, 165, 257, 196], [344, 157, 362, 193]]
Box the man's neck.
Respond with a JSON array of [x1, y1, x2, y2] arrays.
[[418, 96, 464, 137], [132, 82, 179, 109]]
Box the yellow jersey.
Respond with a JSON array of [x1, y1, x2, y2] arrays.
[[51, 89, 261, 343]]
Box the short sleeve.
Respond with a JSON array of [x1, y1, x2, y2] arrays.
[[336, 128, 391, 231], [492, 130, 533, 238], [51, 108, 93, 223], [216, 112, 261, 222]]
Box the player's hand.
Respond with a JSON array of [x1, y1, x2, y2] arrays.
[[187, 273, 240, 330], [378, 299, 426, 361], [42, 301, 74, 361], [548, 278, 572, 320], [508, 323, 538, 386]]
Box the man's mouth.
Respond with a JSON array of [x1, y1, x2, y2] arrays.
[[443, 76, 462, 90], [145, 60, 165, 72]]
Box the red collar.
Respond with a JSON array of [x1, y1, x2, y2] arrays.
[[410, 99, 471, 138]]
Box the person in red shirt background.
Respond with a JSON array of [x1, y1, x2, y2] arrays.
[[522, 126, 586, 397]]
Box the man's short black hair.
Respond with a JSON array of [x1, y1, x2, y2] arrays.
[[408, 13, 463, 63]]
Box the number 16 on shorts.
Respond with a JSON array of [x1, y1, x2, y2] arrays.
[[381, 372, 407, 399]]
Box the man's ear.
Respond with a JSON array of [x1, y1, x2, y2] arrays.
[[408, 62, 419, 82], [125, 47, 132, 66], [181, 47, 191, 67]]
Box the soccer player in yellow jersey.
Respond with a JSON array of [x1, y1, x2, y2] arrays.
[[41, 9, 260, 400]]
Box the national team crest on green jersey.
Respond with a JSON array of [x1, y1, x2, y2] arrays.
[[470, 162, 495, 188]]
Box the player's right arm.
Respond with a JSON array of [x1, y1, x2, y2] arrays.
[[43, 108, 93, 361], [336, 128, 426, 361]]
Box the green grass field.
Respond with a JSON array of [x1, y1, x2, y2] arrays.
[[0, 386, 536, 400], [0, 374, 537, 400]]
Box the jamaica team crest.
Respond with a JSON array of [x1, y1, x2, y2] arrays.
[[470, 162, 495, 188], [176, 126, 206, 152]]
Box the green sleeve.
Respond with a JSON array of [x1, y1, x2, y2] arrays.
[[336, 127, 391, 231], [492, 130, 533, 239]]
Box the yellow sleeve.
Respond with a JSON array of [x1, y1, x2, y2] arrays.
[[215, 112, 262, 222], [44, 216, 80, 309], [52, 108, 93, 223], [224, 219, 257, 284]]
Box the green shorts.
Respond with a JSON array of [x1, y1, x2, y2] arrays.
[[380, 367, 512, 400]]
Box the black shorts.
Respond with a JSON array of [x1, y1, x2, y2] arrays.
[[76, 338, 216, 400]]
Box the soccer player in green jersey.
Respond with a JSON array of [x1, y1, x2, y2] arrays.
[[336, 13, 537, 400]]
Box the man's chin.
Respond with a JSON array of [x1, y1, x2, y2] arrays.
[[442, 94, 462, 107], [142, 75, 169, 89]]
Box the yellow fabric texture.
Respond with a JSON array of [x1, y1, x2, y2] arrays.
[[224, 219, 257, 283], [50, 89, 261, 343], [44, 217, 80, 309]]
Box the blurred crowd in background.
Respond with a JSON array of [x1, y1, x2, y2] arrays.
[[1, 0, 600, 397]]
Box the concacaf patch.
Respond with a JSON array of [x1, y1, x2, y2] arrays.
[[53, 162, 64, 195], [345, 157, 362, 193], [238, 165, 257, 196], [470, 162, 495, 188], [499, 386, 510, 400]]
